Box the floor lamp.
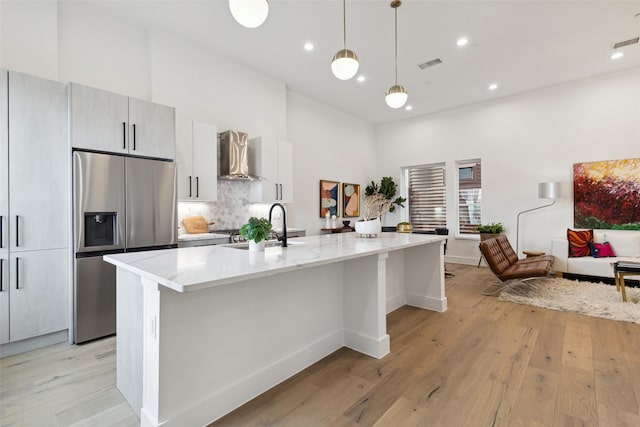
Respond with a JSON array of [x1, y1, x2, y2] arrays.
[[516, 182, 562, 255]]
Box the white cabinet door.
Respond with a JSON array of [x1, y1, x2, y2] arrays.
[[1, 70, 8, 252], [277, 141, 294, 203], [0, 254, 8, 344], [175, 115, 194, 200], [9, 249, 69, 342], [70, 83, 128, 154], [176, 118, 217, 201], [8, 71, 68, 252], [0, 70, 7, 345], [191, 121, 217, 201], [128, 97, 175, 160], [250, 137, 278, 203], [250, 138, 294, 203]]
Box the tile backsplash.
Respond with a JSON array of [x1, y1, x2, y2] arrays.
[[177, 180, 283, 233]]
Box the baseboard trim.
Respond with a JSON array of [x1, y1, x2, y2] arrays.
[[344, 329, 390, 359], [0, 330, 69, 358], [386, 292, 405, 314], [406, 293, 448, 312], [447, 255, 481, 266]]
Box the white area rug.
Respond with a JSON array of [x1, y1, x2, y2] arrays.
[[498, 277, 640, 324]]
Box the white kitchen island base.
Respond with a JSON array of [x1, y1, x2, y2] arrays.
[[105, 233, 446, 426]]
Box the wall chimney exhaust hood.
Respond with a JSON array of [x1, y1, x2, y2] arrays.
[[218, 130, 263, 181]]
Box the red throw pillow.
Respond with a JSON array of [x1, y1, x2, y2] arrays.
[[567, 229, 593, 257], [589, 242, 616, 258]]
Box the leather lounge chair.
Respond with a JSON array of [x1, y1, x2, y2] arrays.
[[479, 235, 554, 295]]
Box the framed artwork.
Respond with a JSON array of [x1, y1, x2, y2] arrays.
[[342, 183, 360, 217], [573, 158, 640, 230], [320, 180, 340, 217]]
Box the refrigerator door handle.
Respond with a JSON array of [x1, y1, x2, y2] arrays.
[[196, 177, 199, 198], [132, 124, 137, 151], [189, 176, 192, 197]]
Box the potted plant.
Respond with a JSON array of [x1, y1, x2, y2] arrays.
[[365, 177, 406, 213], [475, 222, 505, 241], [240, 217, 273, 251], [355, 194, 393, 236]]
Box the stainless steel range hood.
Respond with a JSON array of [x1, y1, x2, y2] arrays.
[[218, 130, 263, 181]]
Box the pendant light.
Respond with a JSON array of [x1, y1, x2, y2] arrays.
[[229, 0, 269, 29], [331, 0, 359, 80], [385, 0, 408, 109]]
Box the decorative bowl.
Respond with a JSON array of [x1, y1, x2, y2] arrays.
[[396, 222, 412, 233]]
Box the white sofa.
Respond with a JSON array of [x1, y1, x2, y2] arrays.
[[552, 229, 640, 278]]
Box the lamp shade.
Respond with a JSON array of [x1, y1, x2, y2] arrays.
[[538, 182, 562, 199], [229, 0, 269, 28], [331, 49, 359, 80], [385, 85, 408, 108]]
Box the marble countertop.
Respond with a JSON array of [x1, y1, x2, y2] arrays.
[[104, 233, 445, 293]]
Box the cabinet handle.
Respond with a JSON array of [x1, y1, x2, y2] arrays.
[[275, 183, 278, 200], [122, 122, 126, 149], [132, 124, 137, 150], [188, 176, 192, 197], [0, 215, 3, 249], [15, 257, 19, 290], [15, 215, 19, 247], [279, 184, 283, 201], [0, 259, 3, 292], [196, 177, 199, 198]]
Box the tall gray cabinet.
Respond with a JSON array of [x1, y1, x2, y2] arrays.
[[0, 70, 69, 349]]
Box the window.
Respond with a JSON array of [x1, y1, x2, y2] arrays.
[[457, 160, 482, 234], [405, 163, 446, 232]]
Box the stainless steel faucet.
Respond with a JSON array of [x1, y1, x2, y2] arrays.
[[268, 203, 287, 247]]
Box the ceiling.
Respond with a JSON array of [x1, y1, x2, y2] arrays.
[[95, 0, 640, 125]]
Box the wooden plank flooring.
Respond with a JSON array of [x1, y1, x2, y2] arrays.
[[2, 263, 640, 426]]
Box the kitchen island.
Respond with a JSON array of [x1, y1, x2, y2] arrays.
[[104, 232, 447, 427]]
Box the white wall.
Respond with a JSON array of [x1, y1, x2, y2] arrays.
[[376, 67, 640, 264], [286, 91, 377, 234], [0, 0, 59, 80]]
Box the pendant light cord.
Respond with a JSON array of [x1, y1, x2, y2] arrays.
[[394, 6, 398, 84], [343, 0, 347, 49]]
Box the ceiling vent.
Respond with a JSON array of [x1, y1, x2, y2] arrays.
[[613, 37, 639, 49], [418, 58, 442, 70]]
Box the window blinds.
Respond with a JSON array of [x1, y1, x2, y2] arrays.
[[408, 163, 446, 231]]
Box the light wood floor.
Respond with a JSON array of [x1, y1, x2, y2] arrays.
[[2, 264, 640, 426]]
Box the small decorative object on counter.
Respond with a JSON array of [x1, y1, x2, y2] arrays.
[[331, 215, 337, 229], [239, 217, 273, 252], [397, 222, 412, 233], [325, 211, 331, 229]]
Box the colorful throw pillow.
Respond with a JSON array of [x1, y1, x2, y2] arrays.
[[589, 242, 616, 258], [567, 229, 593, 257]]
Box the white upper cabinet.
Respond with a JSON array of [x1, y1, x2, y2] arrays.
[[0, 70, 8, 345], [176, 116, 217, 201], [70, 83, 175, 160], [250, 138, 294, 204]]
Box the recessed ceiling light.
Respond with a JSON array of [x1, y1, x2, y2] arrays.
[[405, 105, 413, 111], [488, 83, 498, 90], [456, 37, 468, 47], [356, 75, 366, 82], [304, 42, 314, 52], [610, 51, 624, 60]]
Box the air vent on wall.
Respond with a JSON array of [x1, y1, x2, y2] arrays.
[[418, 58, 442, 70], [613, 37, 639, 49]]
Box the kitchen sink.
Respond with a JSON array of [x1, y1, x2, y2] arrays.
[[226, 240, 306, 250]]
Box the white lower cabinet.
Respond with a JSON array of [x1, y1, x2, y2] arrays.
[[8, 249, 69, 343]]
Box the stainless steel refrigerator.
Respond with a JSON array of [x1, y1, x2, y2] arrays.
[[73, 151, 177, 343]]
